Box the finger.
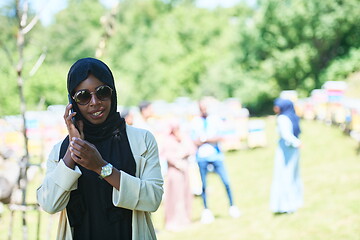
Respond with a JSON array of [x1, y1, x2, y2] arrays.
[[75, 138, 96, 152], [71, 152, 82, 163], [70, 139, 88, 154], [72, 139, 95, 159], [66, 113, 77, 126], [71, 137, 88, 148], [64, 106, 77, 127], [64, 104, 70, 121], [78, 120, 85, 139], [83, 140, 95, 148], [69, 145, 82, 158], [65, 104, 78, 121]]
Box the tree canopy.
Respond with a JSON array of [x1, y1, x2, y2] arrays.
[[1, 0, 359, 116]]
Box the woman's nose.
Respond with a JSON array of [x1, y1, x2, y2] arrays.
[[89, 93, 100, 105]]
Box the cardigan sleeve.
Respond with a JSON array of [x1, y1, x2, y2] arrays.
[[277, 115, 301, 148], [37, 141, 82, 214], [112, 130, 164, 212]]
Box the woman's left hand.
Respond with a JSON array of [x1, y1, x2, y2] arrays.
[[69, 137, 107, 173]]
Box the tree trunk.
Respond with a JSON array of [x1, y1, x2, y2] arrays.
[[95, 3, 119, 58], [16, 0, 30, 239]]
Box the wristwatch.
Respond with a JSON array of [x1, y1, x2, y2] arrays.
[[99, 163, 113, 179]]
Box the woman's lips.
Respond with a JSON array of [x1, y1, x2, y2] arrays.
[[89, 110, 104, 119]]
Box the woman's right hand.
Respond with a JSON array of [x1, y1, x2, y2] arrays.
[[63, 104, 84, 169], [64, 104, 84, 140]]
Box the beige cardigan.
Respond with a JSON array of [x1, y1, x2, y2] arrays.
[[37, 125, 164, 240]]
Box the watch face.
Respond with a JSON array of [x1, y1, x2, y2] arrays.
[[101, 163, 113, 178]]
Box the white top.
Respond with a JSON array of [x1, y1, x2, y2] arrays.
[[37, 125, 164, 240], [277, 115, 301, 148]]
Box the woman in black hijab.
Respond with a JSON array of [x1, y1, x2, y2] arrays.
[[37, 58, 164, 240]]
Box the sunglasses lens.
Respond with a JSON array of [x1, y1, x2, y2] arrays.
[[96, 86, 112, 101], [74, 90, 91, 105], [73, 85, 112, 105]]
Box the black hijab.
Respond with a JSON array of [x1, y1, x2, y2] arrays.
[[60, 58, 136, 240], [67, 57, 120, 142]]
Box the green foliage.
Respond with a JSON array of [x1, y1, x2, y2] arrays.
[[24, 64, 69, 109], [0, 0, 359, 116], [0, 14, 17, 56], [42, 0, 106, 63], [108, 1, 238, 105], [0, 65, 19, 116], [345, 71, 360, 98], [321, 48, 360, 82], [238, 0, 360, 95]]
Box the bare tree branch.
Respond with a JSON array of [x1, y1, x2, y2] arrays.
[[95, 2, 120, 58], [5, 0, 48, 238], [18, 0, 49, 34], [14, 1, 34, 239], [19, 0, 28, 28], [29, 51, 47, 77], [22, 15, 40, 35]]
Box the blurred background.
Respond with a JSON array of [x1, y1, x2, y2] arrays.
[[0, 0, 359, 239]]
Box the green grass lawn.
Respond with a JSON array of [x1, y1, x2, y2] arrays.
[[154, 117, 360, 240], [1, 117, 359, 240]]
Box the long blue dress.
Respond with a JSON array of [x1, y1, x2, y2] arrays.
[[270, 114, 303, 213]]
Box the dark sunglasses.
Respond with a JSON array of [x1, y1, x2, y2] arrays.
[[72, 85, 113, 105]]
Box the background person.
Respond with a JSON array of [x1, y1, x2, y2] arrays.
[[270, 98, 303, 214], [133, 100, 154, 131], [37, 58, 163, 240], [121, 107, 135, 125], [161, 119, 196, 231], [191, 98, 240, 224]]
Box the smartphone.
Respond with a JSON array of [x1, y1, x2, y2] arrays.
[[68, 94, 78, 129]]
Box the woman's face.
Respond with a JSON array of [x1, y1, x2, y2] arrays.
[[273, 106, 280, 114], [73, 74, 112, 125]]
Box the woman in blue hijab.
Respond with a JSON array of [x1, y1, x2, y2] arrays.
[[270, 98, 303, 214]]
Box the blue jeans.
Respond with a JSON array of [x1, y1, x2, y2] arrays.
[[197, 160, 234, 209]]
